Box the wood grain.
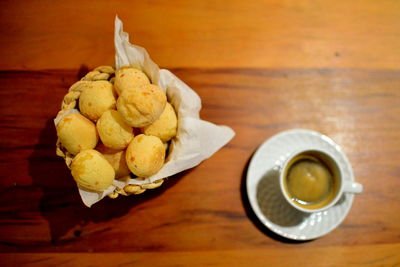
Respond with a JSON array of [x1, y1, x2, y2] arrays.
[[0, 69, 399, 265], [1, 0, 399, 264], [1, 244, 400, 266], [0, 0, 400, 70]]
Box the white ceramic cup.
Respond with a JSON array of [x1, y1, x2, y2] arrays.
[[279, 148, 363, 213]]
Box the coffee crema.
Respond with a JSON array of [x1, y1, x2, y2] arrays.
[[283, 152, 340, 210]]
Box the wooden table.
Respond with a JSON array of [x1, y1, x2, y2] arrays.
[[0, 1, 399, 266]]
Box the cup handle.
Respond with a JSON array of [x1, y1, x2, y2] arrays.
[[343, 180, 363, 194]]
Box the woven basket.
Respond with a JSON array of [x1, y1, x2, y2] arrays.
[[55, 66, 165, 199]]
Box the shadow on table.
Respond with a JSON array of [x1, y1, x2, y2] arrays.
[[28, 118, 186, 244], [240, 152, 311, 244]]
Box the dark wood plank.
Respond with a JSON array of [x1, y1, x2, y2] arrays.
[[0, 69, 399, 264]]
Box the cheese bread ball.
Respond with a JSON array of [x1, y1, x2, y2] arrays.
[[142, 102, 177, 142], [96, 110, 133, 149], [114, 67, 150, 95], [96, 143, 131, 178], [117, 84, 167, 127], [126, 134, 165, 177], [71, 149, 115, 191], [56, 113, 98, 155], [79, 81, 116, 121]]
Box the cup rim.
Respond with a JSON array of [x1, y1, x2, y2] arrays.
[[279, 148, 344, 213]]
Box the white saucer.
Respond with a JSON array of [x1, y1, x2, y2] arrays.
[[246, 129, 355, 240]]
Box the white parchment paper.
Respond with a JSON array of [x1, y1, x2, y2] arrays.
[[58, 16, 235, 207]]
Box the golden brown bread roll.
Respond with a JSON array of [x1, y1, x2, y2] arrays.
[[71, 149, 115, 191], [117, 84, 167, 127], [142, 102, 178, 142], [96, 110, 133, 149], [79, 81, 116, 121], [96, 143, 131, 179], [114, 67, 150, 95], [126, 134, 165, 177], [56, 113, 98, 155]]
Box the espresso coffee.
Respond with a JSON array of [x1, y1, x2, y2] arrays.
[[283, 152, 340, 210]]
